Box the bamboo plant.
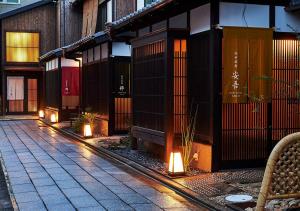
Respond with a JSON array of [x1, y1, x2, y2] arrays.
[[181, 103, 198, 172]]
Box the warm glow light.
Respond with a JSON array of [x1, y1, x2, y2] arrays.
[[50, 114, 57, 123], [6, 32, 39, 62], [84, 124, 92, 137], [168, 152, 185, 175], [39, 110, 45, 118]]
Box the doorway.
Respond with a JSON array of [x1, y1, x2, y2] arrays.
[[7, 77, 38, 114], [7, 76, 24, 113]]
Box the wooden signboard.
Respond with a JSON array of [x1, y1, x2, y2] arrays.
[[222, 27, 273, 103]]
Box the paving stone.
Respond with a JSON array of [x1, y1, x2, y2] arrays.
[[31, 177, 55, 187], [41, 194, 69, 206], [28, 172, 49, 179], [46, 203, 75, 211], [11, 183, 36, 194], [146, 194, 187, 209], [35, 185, 63, 196], [17, 201, 47, 211], [69, 196, 100, 208], [14, 191, 40, 203], [56, 179, 81, 189], [98, 199, 134, 211], [9, 176, 31, 185], [106, 185, 136, 194], [61, 187, 91, 198], [118, 193, 151, 204], [77, 205, 106, 211], [130, 203, 163, 211]]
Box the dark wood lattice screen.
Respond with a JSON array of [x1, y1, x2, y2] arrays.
[[133, 40, 166, 132], [221, 39, 300, 167], [272, 39, 300, 141]]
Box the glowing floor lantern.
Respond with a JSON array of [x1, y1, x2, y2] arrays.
[[84, 124, 92, 138], [168, 151, 185, 176], [39, 110, 45, 119], [50, 113, 57, 123]]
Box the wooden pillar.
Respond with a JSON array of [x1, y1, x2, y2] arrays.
[[108, 42, 115, 136], [210, 0, 222, 172], [58, 57, 62, 122], [165, 37, 174, 162], [268, 1, 275, 153]]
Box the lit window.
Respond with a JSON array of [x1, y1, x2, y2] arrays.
[[0, 0, 20, 4], [6, 32, 39, 63]]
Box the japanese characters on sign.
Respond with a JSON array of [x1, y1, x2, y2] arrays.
[[229, 51, 242, 99]]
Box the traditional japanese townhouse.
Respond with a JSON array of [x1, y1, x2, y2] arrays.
[[51, 0, 136, 136], [39, 49, 81, 123], [39, 0, 82, 122], [0, 0, 56, 115], [109, 0, 300, 172]]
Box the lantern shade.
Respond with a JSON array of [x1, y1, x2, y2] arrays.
[[84, 124, 92, 137], [50, 114, 57, 123], [39, 110, 45, 118], [168, 152, 185, 176]]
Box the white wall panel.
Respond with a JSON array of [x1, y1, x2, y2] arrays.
[[275, 6, 300, 32], [112, 42, 131, 57], [107, 0, 112, 22], [219, 2, 269, 28], [137, 0, 144, 10], [190, 3, 210, 35], [61, 58, 79, 67]]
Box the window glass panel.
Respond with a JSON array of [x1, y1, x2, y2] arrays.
[[6, 32, 39, 62]]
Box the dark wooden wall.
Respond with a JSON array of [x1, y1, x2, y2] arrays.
[[115, 0, 135, 21], [1, 3, 57, 62], [189, 31, 212, 144], [45, 69, 59, 109], [59, 0, 83, 46]]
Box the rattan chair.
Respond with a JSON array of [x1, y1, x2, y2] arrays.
[[256, 132, 300, 211]]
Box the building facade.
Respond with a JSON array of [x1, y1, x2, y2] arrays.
[[40, 0, 300, 172], [0, 1, 56, 115], [108, 0, 300, 171]]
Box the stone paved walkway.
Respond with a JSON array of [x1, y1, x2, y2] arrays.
[[0, 120, 205, 211]]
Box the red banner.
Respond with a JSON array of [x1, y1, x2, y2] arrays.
[[61, 67, 79, 96]]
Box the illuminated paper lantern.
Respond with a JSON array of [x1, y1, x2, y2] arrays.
[[84, 124, 92, 138], [50, 114, 57, 123], [168, 152, 185, 176], [39, 110, 45, 119]]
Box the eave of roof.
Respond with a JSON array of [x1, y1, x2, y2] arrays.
[[39, 48, 63, 63], [0, 0, 54, 19], [110, 0, 171, 33], [64, 31, 110, 54]]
